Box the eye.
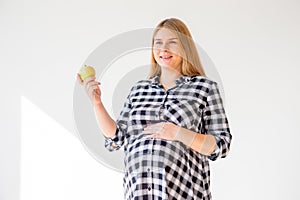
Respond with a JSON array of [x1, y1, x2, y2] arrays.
[[169, 41, 177, 44], [154, 41, 162, 45]]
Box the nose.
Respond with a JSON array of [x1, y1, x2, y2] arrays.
[[160, 43, 170, 51]]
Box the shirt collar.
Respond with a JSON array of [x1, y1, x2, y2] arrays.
[[150, 72, 192, 86]]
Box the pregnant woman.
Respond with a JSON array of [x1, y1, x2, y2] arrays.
[[77, 17, 232, 200]]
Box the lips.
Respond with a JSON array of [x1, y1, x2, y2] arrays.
[[160, 55, 173, 60]]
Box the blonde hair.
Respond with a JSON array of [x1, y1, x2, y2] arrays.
[[149, 18, 206, 78]]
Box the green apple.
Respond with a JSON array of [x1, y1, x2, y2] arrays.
[[79, 65, 96, 80]]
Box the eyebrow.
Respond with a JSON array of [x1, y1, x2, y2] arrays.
[[154, 38, 178, 41]]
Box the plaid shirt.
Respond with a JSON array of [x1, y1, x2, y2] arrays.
[[104, 72, 232, 200]]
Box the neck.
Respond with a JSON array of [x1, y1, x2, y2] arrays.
[[159, 67, 182, 87]]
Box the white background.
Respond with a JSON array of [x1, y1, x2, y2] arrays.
[[1, 0, 300, 199]]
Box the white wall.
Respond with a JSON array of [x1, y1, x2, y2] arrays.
[[1, 0, 300, 199]]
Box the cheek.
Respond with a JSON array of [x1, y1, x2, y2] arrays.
[[170, 47, 182, 56], [153, 50, 160, 60], [153, 48, 161, 54], [172, 54, 183, 63]]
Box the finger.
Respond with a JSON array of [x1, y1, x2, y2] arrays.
[[145, 134, 156, 138], [84, 78, 97, 89], [148, 127, 162, 134], [89, 90, 99, 102], [95, 89, 100, 96], [155, 123, 165, 131], [91, 85, 99, 90], [146, 122, 163, 129], [83, 76, 96, 87], [87, 87, 94, 98], [151, 134, 160, 138], [92, 90, 99, 99], [142, 129, 152, 134], [143, 125, 160, 132], [156, 122, 165, 128], [145, 121, 163, 127], [77, 74, 83, 85], [86, 82, 100, 94], [87, 81, 100, 89], [143, 125, 157, 131], [88, 85, 99, 95], [87, 86, 96, 97]]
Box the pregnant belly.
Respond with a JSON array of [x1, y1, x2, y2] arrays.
[[125, 136, 187, 175]]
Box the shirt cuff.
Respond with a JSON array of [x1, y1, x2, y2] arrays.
[[104, 129, 122, 151], [207, 137, 221, 161]]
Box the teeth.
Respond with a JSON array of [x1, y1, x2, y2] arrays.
[[161, 56, 172, 59]]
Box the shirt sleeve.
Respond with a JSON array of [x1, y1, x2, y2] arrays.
[[104, 85, 135, 152], [203, 81, 232, 161]]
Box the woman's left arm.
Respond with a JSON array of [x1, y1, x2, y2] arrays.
[[143, 122, 217, 156], [174, 126, 217, 156], [201, 81, 232, 161]]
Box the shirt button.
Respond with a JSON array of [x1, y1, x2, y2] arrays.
[[148, 186, 151, 191]]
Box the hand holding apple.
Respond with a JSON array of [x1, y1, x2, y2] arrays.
[[77, 65, 102, 105]]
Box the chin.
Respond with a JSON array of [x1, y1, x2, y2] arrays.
[[160, 65, 179, 71]]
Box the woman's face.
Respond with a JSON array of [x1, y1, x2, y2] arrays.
[[153, 28, 183, 73]]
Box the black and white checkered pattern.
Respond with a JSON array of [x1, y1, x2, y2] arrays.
[[104, 72, 232, 200]]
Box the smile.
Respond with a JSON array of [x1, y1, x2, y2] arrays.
[[160, 55, 173, 60]]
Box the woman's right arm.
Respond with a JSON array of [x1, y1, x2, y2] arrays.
[[93, 102, 117, 139], [77, 74, 117, 139]]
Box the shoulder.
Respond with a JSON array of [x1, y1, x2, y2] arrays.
[[190, 75, 218, 88], [127, 79, 152, 95], [131, 79, 151, 89]]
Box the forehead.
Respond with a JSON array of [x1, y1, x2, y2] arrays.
[[154, 28, 177, 39]]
